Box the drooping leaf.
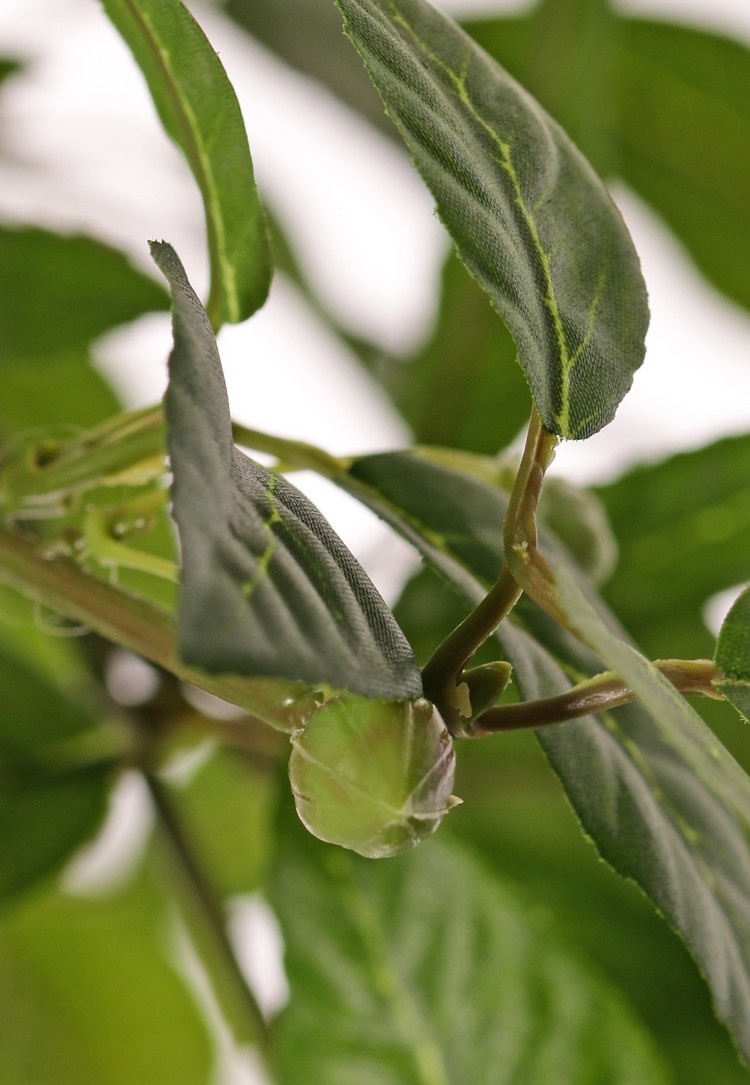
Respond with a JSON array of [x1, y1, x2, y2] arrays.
[[325, 444, 750, 1063], [154, 240, 422, 699], [99, 0, 271, 326], [289, 693, 457, 857], [331, 0, 649, 439], [0, 227, 167, 362], [0, 867, 213, 1085], [715, 586, 750, 724], [618, 18, 750, 312], [270, 811, 669, 1085]]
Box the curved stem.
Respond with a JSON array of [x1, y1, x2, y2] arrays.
[[473, 659, 725, 735], [422, 409, 559, 733]]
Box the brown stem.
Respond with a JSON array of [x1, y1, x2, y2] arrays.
[[473, 659, 725, 735]]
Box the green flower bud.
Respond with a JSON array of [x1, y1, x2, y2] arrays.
[[289, 695, 460, 858]]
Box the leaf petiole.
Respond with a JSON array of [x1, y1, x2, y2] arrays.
[[472, 658, 725, 735], [422, 409, 559, 734]]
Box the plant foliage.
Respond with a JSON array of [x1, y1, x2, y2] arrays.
[[0, 0, 749, 1081]]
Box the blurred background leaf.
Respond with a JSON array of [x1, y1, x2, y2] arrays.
[[0, 226, 167, 363], [270, 794, 670, 1085], [0, 864, 213, 1085]]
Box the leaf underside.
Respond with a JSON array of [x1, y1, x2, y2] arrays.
[[153, 240, 421, 700]]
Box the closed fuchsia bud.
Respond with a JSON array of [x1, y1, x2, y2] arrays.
[[289, 695, 460, 858]]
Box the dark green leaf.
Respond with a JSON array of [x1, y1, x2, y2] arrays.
[[0, 645, 112, 902], [716, 586, 750, 724], [0, 227, 167, 362], [445, 728, 748, 1085], [270, 813, 669, 1084], [332, 444, 750, 1064], [618, 19, 750, 312], [0, 651, 99, 760], [332, 0, 649, 438], [538, 475, 618, 585], [154, 240, 421, 699], [0, 59, 21, 87], [464, 0, 620, 178], [99, 0, 271, 326], [596, 433, 750, 656], [545, 567, 750, 1063], [0, 767, 111, 903], [0, 868, 213, 1085]]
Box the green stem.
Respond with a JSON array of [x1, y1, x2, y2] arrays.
[[422, 409, 558, 734], [501, 406, 564, 626], [0, 525, 310, 732], [2, 406, 165, 513], [144, 773, 275, 1068], [473, 659, 725, 735], [231, 423, 348, 477]]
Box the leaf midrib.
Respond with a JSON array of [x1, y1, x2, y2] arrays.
[[328, 852, 453, 1085], [120, 0, 236, 323]]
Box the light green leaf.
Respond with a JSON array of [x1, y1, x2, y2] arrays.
[[0, 226, 167, 362], [99, 0, 271, 326], [715, 586, 750, 724], [270, 814, 669, 1084], [0, 868, 213, 1085], [289, 693, 457, 857], [155, 240, 422, 699], [0, 351, 121, 436], [171, 746, 276, 895], [332, 0, 649, 438]]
